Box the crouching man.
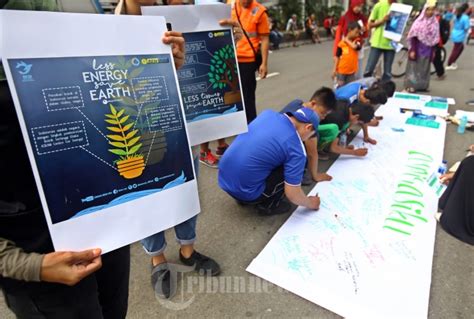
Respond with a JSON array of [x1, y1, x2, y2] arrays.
[[218, 108, 321, 215]]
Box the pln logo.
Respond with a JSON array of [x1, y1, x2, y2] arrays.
[[16, 61, 34, 82]]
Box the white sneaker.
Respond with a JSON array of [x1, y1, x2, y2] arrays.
[[435, 212, 442, 222], [445, 64, 458, 70]]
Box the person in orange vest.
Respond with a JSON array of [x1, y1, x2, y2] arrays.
[[229, 0, 270, 124]]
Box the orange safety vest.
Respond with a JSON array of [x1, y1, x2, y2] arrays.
[[336, 40, 358, 75], [229, 0, 269, 63]]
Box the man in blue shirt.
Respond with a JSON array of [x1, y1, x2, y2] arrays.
[[218, 108, 321, 215]]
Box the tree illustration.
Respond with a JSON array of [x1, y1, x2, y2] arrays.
[[208, 44, 239, 92], [105, 104, 142, 160]]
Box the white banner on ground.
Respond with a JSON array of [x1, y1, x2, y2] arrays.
[[143, 4, 248, 146], [1, 11, 199, 253], [247, 97, 447, 319]]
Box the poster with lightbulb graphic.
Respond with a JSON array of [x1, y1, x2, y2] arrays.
[[1, 11, 199, 253], [143, 4, 248, 146]]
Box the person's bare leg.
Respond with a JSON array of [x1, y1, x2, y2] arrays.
[[200, 142, 210, 153], [217, 138, 227, 147], [180, 244, 194, 258], [152, 254, 167, 267]]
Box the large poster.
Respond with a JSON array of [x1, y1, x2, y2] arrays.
[[143, 4, 247, 146], [247, 95, 447, 318], [1, 11, 199, 253]]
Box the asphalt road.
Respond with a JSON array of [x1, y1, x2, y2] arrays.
[[1, 39, 473, 319]]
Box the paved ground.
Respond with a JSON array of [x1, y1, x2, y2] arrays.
[[2, 40, 473, 319]]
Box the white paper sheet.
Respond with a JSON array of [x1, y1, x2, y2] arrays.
[[247, 99, 447, 318], [1, 10, 200, 253], [143, 4, 248, 146]]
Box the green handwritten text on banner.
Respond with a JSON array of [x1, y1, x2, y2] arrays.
[[384, 150, 433, 236]]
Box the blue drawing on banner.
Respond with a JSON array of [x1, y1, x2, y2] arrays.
[[287, 256, 313, 277]]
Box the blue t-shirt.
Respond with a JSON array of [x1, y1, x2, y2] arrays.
[[443, 12, 454, 22], [335, 82, 365, 104], [218, 110, 307, 201], [451, 14, 470, 43]]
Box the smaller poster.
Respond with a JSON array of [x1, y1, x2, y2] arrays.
[[383, 3, 413, 42], [143, 4, 247, 146]]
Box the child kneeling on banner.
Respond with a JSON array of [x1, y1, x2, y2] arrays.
[[280, 87, 337, 184], [218, 108, 321, 215], [318, 100, 375, 157], [335, 80, 392, 143]]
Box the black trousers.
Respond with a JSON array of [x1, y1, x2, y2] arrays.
[[439, 156, 474, 245], [237, 166, 285, 210], [238, 62, 258, 124], [3, 245, 130, 319], [433, 46, 445, 77]]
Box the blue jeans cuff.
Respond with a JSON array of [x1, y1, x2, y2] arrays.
[[142, 242, 167, 256], [175, 236, 196, 246]]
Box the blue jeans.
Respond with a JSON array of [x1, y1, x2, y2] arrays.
[[140, 155, 199, 256], [364, 47, 395, 81]]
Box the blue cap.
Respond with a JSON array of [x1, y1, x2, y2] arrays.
[[289, 107, 320, 130]]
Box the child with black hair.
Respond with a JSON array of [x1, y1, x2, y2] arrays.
[[332, 21, 362, 88], [335, 81, 387, 144], [318, 100, 374, 157], [280, 87, 338, 183]]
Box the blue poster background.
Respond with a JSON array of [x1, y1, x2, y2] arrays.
[[8, 55, 194, 224], [385, 11, 409, 35], [178, 30, 244, 122]]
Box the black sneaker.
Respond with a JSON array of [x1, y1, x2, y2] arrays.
[[256, 200, 292, 216], [151, 263, 174, 299], [179, 250, 221, 276]]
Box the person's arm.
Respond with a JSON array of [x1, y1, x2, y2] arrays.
[[0, 237, 44, 282], [162, 31, 185, 69], [0, 237, 102, 286], [329, 138, 368, 156], [440, 172, 455, 184], [220, 19, 243, 43], [305, 138, 332, 182], [284, 184, 320, 210], [368, 15, 389, 29], [332, 55, 340, 79], [362, 123, 377, 144], [409, 37, 418, 60], [259, 35, 269, 79], [344, 37, 359, 49], [368, 5, 389, 29], [258, 13, 270, 79]]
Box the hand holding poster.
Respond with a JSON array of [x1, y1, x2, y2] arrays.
[[1, 11, 199, 253], [143, 4, 247, 146], [383, 3, 413, 42]]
